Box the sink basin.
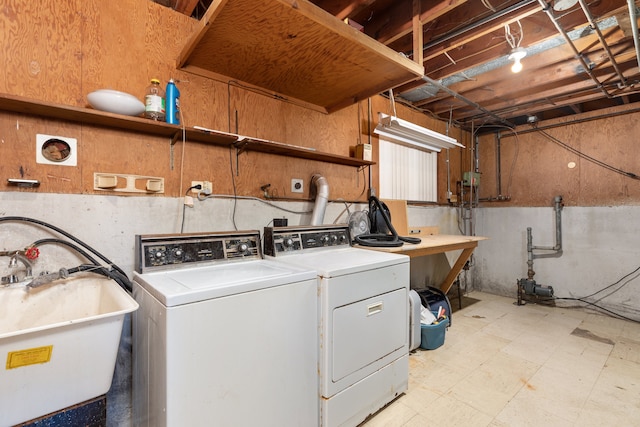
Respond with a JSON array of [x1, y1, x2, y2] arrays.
[[0, 276, 138, 426]]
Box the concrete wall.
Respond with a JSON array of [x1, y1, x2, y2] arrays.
[[0, 191, 458, 426], [473, 204, 640, 320], [1, 192, 457, 278], [6, 191, 640, 425]]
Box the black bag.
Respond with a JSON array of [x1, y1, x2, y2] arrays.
[[417, 287, 452, 326], [354, 196, 420, 248], [368, 198, 392, 234]]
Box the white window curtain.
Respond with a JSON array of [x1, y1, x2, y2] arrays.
[[378, 138, 438, 202]]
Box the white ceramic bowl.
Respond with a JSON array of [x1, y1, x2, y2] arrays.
[[87, 89, 145, 116]]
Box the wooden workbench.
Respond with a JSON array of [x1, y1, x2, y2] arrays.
[[356, 234, 487, 295]]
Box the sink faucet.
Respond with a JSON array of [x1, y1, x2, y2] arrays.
[[8, 252, 34, 282]]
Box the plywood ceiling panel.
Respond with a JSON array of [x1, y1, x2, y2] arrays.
[[176, 0, 424, 113]]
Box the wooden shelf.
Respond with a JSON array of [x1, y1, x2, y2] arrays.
[[0, 93, 373, 167], [177, 0, 424, 114], [0, 92, 181, 138], [235, 138, 374, 167]]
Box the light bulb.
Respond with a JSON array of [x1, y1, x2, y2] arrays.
[[508, 47, 527, 73], [511, 59, 523, 73]]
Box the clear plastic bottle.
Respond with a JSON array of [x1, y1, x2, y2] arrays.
[[144, 78, 165, 121]]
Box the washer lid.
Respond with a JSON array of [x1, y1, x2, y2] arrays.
[[270, 247, 408, 277], [133, 259, 315, 306]]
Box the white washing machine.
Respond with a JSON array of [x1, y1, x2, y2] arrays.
[[132, 231, 318, 427], [264, 225, 410, 427]]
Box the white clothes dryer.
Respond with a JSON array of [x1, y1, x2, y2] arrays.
[[264, 225, 410, 427]]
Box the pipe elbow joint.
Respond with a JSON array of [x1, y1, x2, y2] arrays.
[[311, 174, 329, 198]]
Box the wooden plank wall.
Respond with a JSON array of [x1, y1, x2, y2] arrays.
[[477, 106, 640, 206], [8, 0, 636, 208], [0, 0, 467, 203]]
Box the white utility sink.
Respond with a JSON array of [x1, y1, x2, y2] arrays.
[[0, 276, 138, 426]]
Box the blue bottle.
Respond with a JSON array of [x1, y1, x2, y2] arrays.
[[165, 79, 180, 125]]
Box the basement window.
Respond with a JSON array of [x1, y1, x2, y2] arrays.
[[378, 138, 437, 202]]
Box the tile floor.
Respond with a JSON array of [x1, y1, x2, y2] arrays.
[[362, 291, 640, 427]]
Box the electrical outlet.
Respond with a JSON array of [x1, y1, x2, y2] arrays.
[[191, 181, 203, 193], [191, 181, 213, 194], [291, 178, 303, 193]]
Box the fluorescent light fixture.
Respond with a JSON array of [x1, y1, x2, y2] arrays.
[[374, 113, 465, 153]]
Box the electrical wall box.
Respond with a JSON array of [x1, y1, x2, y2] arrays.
[[355, 144, 372, 161], [463, 172, 481, 187], [291, 179, 303, 193]]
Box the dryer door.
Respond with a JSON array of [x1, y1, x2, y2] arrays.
[[332, 287, 407, 382]]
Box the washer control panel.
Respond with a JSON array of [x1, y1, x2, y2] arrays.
[[263, 225, 350, 256], [135, 231, 261, 273]]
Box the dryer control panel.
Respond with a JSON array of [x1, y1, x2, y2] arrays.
[[135, 231, 261, 273], [263, 225, 351, 256]]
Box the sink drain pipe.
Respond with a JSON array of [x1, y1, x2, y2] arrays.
[[517, 195, 563, 304]]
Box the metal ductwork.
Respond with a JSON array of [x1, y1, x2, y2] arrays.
[[310, 174, 329, 226]]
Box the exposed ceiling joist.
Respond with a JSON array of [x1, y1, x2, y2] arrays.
[[158, 0, 640, 129]]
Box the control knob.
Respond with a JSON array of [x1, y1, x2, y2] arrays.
[[330, 235, 338, 244], [283, 237, 294, 248], [320, 235, 330, 245], [237, 242, 249, 253]]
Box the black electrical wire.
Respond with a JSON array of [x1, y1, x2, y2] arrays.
[[531, 263, 640, 323], [552, 296, 640, 324], [581, 264, 640, 300], [536, 128, 640, 180]]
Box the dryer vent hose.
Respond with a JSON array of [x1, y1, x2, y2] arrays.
[[310, 174, 329, 226]]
